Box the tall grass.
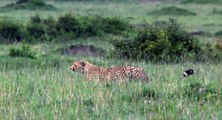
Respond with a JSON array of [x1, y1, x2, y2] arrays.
[[0, 58, 222, 119], [0, 1, 222, 119]]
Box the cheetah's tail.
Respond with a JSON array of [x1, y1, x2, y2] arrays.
[[142, 74, 150, 82]]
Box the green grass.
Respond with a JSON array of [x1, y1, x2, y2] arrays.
[[1, 0, 222, 119], [0, 58, 222, 119]]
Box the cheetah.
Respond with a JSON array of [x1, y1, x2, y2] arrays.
[[69, 60, 149, 82]]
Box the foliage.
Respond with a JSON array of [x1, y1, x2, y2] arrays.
[[56, 14, 82, 37], [27, 23, 46, 40], [55, 15, 129, 37], [212, 9, 222, 14], [1, 0, 56, 10], [0, 21, 25, 43], [0, 14, 129, 43], [51, 0, 134, 1], [148, 6, 196, 16], [215, 30, 222, 36], [9, 43, 36, 59], [112, 19, 201, 62], [99, 17, 129, 34], [182, 0, 222, 4], [197, 41, 222, 62], [16, 0, 44, 5]]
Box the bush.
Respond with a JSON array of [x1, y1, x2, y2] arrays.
[[112, 19, 201, 62], [148, 6, 196, 16], [30, 14, 42, 24], [30, 14, 58, 39], [215, 30, 222, 36], [197, 40, 222, 62], [2, 0, 56, 10], [29, 0, 45, 6], [78, 16, 129, 36], [56, 14, 82, 36], [182, 0, 222, 4], [28, 14, 129, 41], [54, 0, 136, 2], [9, 43, 36, 59], [212, 9, 222, 14], [0, 14, 129, 43], [0, 21, 25, 43], [26, 23, 46, 40], [100, 17, 129, 34], [16, 0, 44, 5]]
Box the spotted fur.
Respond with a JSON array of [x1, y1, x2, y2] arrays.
[[70, 60, 149, 82]]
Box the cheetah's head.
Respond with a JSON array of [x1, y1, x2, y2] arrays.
[[70, 60, 86, 74]]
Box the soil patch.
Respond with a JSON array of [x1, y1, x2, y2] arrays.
[[60, 44, 105, 56]]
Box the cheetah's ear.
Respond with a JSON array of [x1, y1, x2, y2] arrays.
[[80, 61, 85, 67]]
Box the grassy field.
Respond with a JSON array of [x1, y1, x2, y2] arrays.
[[0, 0, 222, 119]]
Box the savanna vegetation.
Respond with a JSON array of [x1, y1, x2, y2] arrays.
[[0, 0, 222, 119]]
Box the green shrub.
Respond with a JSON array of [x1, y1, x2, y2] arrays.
[[26, 23, 46, 40], [197, 41, 222, 62], [212, 9, 222, 14], [2, 0, 56, 10], [0, 21, 25, 43], [100, 17, 129, 34], [56, 14, 81, 34], [0, 14, 129, 43], [78, 16, 129, 36], [16, 0, 44, 5], [27, 15, 46, 40], [29, 0, 45, 6], [54, 0, 136, 2], [112, 19, 201, 62], [30, 14, 42, 24], [182, 0, 222, 4], [43, 17, 58, 37], [215, 30, 222, 36], [27, 14, 129, 41], [148, 6, 196, 16], [9, 43, 36, 59], [16, 0, 29, 4]]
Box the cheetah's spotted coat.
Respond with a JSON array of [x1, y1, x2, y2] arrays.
[[70, 60, 149, 82]]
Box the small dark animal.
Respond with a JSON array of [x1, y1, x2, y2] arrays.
[[182, 69, 195, 78]]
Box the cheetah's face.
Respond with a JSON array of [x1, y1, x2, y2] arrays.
[[70, 60, 86, 73]]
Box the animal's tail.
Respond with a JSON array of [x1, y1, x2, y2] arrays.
[[142, 74, 150, 82]]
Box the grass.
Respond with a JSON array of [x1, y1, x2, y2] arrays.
[[1, 0, 222, 119], [0, 58, 222, 119]]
